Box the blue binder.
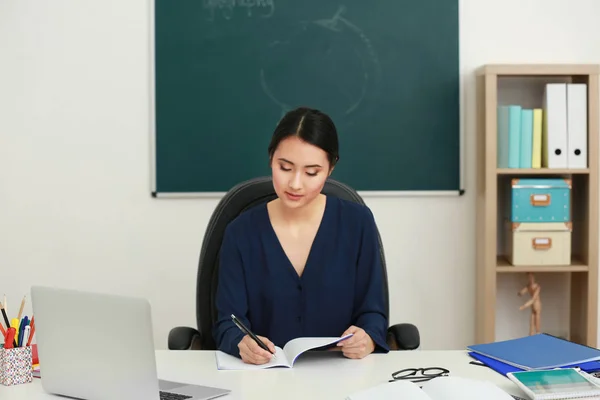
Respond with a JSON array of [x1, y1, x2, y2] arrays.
[[468, 352, 600, 376], [467, 334, 600, 370]]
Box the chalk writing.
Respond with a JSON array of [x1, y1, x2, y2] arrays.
[[314, 5, 381, 115], [260, 5, 380, 117], [203, 0, 275, 21]]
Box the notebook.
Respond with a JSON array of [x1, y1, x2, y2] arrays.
[[467, 334, 600, 370], [345, 376, 517, 400], [507, 368, 600, 399], [215, 334, 352, 370], [469, 352, 600, 377], [469, 352, 523, 375]]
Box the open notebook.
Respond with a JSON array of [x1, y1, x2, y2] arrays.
[[507, 368, 600, 399], [215, 334, 352, 370], [345, 376, 519, 400]]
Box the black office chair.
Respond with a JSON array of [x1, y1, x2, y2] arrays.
[[168, 177, 420, 351]]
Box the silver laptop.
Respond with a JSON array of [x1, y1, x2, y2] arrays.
[[31, 285, 231, 400]]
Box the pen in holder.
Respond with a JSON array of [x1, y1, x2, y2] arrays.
[[0, 345, 33, 386]]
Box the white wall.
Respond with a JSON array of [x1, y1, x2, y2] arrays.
[[1, 0, 599, 350]]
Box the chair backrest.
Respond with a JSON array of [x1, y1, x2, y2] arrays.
[[195, 176, 390, 350]]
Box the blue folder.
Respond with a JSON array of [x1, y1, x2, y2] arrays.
[[467, 333, 600, 370], [469, 352, 522, 375], [469, 352, 600, 376]]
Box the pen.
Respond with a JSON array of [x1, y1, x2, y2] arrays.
[[11, 318, 19, 335], [230, 314, 275, 357], [11, 319, 19, 348], [26, 316, 35, 347], [22, 326, 30, 348], [4, 327, 16, 349], [18, 316, 28, 347]]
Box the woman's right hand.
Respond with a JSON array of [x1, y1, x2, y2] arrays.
[[238, 334, 276, 365]]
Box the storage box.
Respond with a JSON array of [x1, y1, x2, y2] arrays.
[[0, 346, 33, 386], [511, 178, 571, 222], [506, 222, 572, 266]]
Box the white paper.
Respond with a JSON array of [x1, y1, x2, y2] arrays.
[[346, 377, 514, 400], [421, 377, 514, 400], [345, 381, 432, 400]]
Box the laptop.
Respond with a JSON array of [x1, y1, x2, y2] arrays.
[[30, 285, 231, 400]]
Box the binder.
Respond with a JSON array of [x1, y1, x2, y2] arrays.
[[520, 109, 533, 168], [469, 351, 600, 376], [467, 333, 600, 370], [566, 83, 588, 169], [497, 105, 521, 168], [508, 106, 522, 168], [497, 105, 510, 168], [531, 109, 543, 168], [542, 83, 568, 169]]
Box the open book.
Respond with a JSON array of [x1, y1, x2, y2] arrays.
[[215, 334, 352, 370], [346, 376, 519, 400]]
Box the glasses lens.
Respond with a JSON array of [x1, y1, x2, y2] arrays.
[[422, 367, 448, 377]]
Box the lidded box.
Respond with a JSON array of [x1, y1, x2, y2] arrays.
[[506, 222, 572, 266], [511, 178, 571, 222]]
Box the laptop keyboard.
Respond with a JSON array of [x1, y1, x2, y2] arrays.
[[159, 391, 193, 400]]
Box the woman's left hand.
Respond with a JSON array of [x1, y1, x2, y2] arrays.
[[336, 325, 375, 359]]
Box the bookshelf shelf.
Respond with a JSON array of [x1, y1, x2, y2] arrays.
[[496, 168, 589, 175], [475, 63, 599, 348], [477, 64, 600, 76], [496, 256, 588, 273]]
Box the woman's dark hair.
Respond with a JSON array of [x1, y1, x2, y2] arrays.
[[267, 107, 339, 168]]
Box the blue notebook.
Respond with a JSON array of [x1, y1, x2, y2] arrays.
[[469, 352, 522, 375], [467, 334, 600, 370], [469, 352, 600, 376]]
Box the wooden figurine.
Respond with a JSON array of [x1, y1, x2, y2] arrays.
[[518, 272, 542, 335]]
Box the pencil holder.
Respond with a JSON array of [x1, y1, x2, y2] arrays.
[[0, 346, 33, 386]]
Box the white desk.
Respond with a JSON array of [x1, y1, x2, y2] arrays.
[[0, 350, 527, 399]]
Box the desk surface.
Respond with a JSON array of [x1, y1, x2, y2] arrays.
[[1, 350, 527, 399]]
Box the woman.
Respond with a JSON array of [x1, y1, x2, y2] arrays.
[[212, 107, 389, 365]]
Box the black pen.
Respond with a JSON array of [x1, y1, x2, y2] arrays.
[[231, 314, 276, 357]]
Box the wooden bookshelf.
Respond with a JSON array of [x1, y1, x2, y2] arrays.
[[475, 64, 600, 347]]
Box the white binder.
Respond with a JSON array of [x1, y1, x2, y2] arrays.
[[567, 83, 588, 169], [542, 83, 568, 169]]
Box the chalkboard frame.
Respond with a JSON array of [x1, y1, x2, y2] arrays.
[[148, 0, 464, 198]]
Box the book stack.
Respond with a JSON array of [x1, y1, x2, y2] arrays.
[[497, 83, 588, 169]]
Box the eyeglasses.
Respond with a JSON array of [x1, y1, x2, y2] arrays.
[[389, 367, 449, 383]]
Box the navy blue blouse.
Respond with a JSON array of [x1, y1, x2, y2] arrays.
[[212, 195, 390, 357]]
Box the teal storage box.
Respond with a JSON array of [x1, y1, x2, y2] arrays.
[[511, 178, 571, 222]]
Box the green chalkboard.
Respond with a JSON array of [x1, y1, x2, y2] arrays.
[[153, 0, 460, 194]]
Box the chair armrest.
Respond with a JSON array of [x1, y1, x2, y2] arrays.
[[168, 326, 203, 350], [386, 323, 420, 350]]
